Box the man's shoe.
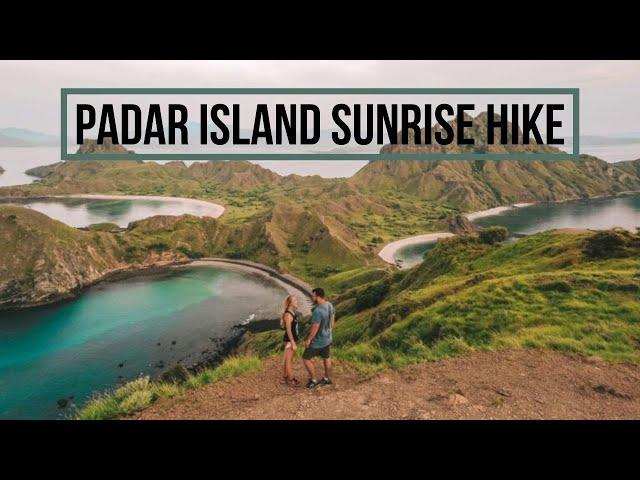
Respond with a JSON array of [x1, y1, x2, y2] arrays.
[[305, 379, 319, 389], [318, 377, 332, 386]]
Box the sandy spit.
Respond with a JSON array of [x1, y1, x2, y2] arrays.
[[51, 194, 226, 219]]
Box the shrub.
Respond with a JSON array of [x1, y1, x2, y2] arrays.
[[479, 226, 509, 245], [368, 312, 400, 336], [177, 245, 203, 259], [145, 241, 170, 252], [122, 245, 139, 261], [584, 230, 630, 259], [160, 365, 190, 384], [354, 282, 390, 312]]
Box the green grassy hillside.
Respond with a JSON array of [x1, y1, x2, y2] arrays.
[[0, 202, 382, 308], [4, 157, 638, 270], [239, 229, 640, 369], [0, 205, 134, 308], [350, 156, 640, 211]]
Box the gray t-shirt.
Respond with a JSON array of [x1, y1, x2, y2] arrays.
[[309, 301, 334, 349]]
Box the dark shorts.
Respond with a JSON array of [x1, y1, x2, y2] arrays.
[[302, 344, 331, 360]]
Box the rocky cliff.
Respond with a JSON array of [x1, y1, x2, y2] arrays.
[[350, 156, 640, 210], [77, 138, 134, 154]]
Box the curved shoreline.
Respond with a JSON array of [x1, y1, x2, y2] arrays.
[[377, 203, 535, 265], [49, 194, 226, 219], [378, 233, 455, 264], [2, 256, 312, 315], [186, 258, 313, 315]]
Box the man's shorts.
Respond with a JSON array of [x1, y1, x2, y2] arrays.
[[302, 344, 331, 360]]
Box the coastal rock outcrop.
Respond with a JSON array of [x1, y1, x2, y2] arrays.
[[25, 162, 63, 178], [0, 205, 187, 310], [447, 214, 480, 234]]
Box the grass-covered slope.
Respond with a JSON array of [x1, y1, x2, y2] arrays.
[[77, 356, 261, 420], [350, 156, 640, 211], [0, 202, 379, 308], [0, 205, 135, 308], [2, 152, 640, 291], [0, 204, 285, 308], [3, 156, 640, 251], [240, 229, 640, 369]]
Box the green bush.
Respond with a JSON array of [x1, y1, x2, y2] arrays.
[[354, 282, 390, 312], [479, 226, 509, 245], [145, 241, 170, 252], [177, 245, 203, 259], [583, 230, 634, 259]]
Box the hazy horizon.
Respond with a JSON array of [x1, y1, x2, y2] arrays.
[[0, 60, 639, 137]]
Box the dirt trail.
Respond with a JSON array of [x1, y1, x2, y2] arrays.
[[135, 350, 640, 420]]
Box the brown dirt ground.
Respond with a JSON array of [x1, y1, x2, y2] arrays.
[[134, 349, 640, 420]]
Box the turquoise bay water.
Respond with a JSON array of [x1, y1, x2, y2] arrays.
[[394, 242, 439, 269], [473, 194, 640, 233], [395, 194, 640, 268], [2, 197, 216, 227], [0, 266, 287, 420]]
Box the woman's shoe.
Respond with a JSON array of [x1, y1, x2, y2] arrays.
[[287, 378, 300, 386]]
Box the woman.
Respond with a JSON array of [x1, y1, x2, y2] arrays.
[[280, 295, 301, 386]]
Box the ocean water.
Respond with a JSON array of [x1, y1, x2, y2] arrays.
[[1, 197, 218, 227], [395, 194, 640, 267], [0, 265, 289, 420]]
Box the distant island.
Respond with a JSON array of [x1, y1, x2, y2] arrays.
[[569, 135, 640, 146], [0, 127, 58, 147]]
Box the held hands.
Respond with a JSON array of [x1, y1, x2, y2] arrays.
[[304, 339, 311, 348], [292, 343, 298, 352]]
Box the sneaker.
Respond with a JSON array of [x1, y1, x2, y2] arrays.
[[305, 379, 319, 389], [318, 377, 332, 386]]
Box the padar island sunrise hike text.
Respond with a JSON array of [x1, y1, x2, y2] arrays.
[[76, 102, 567, 147]]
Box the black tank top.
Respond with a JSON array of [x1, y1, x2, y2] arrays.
[[282, 309, 300, 342]]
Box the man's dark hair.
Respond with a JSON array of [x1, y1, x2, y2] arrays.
[[312, 287, 325, 298]]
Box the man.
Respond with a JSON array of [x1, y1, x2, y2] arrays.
[[302, 287, 335, 389]]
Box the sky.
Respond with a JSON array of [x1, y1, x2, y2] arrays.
[[0, 60, 639, 136]]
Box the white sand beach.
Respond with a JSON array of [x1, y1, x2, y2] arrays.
[[378, 232, 455, 264], [513, 202, 535, 208], [378, 202, 539, 265], [52, 194, 226, 218], [467, 206, 514, 221]]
